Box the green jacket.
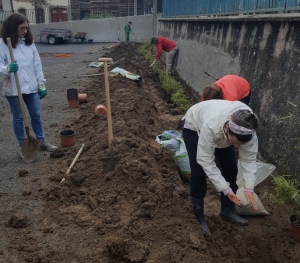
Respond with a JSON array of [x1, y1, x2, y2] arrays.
[[124, 24, 132, 34]]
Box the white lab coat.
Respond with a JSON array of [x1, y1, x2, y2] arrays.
[[184, 100, 258, 192], [0, 38, 45, 96]]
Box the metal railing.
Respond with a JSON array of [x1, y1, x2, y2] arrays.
[[0, 10, 12, 23], [162, 0, 300, 18], [0, 1, 154, 24]]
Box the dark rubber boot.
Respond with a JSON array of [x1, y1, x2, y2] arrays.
[[220, 195, 248, 226], [219, 200, 248, 226], [219, 208, 248, 225], [191, 197, 211, 235]]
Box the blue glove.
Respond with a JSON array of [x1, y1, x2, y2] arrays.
[[7, 61, 18, 73], [38, 84, 47, 99]]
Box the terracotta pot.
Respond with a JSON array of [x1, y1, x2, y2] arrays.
[[290, 215, 300, 242], [78, 93, 88, 103], [94, 104, 107, 115], [59, 130, 76, 147], [68, 100, 78, 108]]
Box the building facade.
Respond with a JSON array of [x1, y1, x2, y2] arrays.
[[13, 0, 69, 23]]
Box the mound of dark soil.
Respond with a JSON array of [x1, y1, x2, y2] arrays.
[[1, 43, 299, 263]]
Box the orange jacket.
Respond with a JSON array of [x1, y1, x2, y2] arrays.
[[214, 75, 250, 101]]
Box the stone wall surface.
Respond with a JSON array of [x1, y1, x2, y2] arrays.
[[157, 15, 300, 181]]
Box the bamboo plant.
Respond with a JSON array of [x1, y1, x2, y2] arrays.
[[263, 175, 300, 220]]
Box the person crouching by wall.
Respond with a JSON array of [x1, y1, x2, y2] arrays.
[[149, 36, 179, 75], [201, 75, 251, 105], [182, 100, 259, 235]]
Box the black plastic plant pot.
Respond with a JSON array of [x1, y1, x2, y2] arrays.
[[67, 88, 78, 100]]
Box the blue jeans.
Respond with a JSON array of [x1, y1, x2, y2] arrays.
[[182, 128, 238, 207], [6, 93, 45, 146]]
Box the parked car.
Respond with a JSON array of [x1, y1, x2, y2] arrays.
[[39, 28, 73, 45]]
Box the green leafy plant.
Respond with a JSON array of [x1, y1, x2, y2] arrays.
[[263, 175, 300, 217], [140, 42, 190, 113]]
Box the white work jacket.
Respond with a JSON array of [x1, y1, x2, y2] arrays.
[[184, 100, 258, 192], [0, 38, 45, 96]]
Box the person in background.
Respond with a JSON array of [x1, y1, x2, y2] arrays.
[[182, 100, 259, 235], [124, 21, 134, 43], [0, 13, 57, 155], [201, 75, 251, 105], [150, 36, 179, 75]]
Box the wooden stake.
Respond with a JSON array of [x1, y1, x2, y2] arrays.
[[78, 73, 104, 78], [98, 57, 113, 149], [60, 144, 85, 183]]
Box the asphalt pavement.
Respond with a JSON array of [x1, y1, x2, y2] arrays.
[[35, 41, 117, 54]]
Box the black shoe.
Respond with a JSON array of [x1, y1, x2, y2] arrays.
[[219, 209, 248, 226]]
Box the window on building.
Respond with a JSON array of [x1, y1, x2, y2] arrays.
[[19, 8, 26, 16]]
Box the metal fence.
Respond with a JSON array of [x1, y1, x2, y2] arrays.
[[162, 0, 300, 17], [0, 1, 154, 24], [71, 1, 154, 21]]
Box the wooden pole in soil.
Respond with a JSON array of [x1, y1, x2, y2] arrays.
[[98, 57, 113, 149]]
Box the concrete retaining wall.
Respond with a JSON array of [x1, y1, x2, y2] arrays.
[[157, 15, 300, 180], [30, 14, 155, 43]]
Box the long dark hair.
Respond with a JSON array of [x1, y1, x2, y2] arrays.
[[228, 109, 259, 142], [0, 13, 33, 48], [202, 84, 224, 101]]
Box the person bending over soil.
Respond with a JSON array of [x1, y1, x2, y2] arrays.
[[182, 100, 259, 235], [201, 75, 251, 105]]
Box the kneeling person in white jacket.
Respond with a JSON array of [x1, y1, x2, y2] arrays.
[[182, 100, 259, 235]]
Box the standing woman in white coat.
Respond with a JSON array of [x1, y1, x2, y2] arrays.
[[0, 13, 57, 154], [182, 100, 259, 235]]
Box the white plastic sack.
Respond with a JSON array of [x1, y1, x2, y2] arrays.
[[109, 67, 141, 81], [236, 187, 269, 215], [174, 137, 191, 180], [155, 131, 191, 181], [236, 161, 276, 188], [235, 161, 276, 216], [155, 136, 180, 152]]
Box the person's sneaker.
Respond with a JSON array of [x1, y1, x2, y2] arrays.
[[40, 140, 57, 152]]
